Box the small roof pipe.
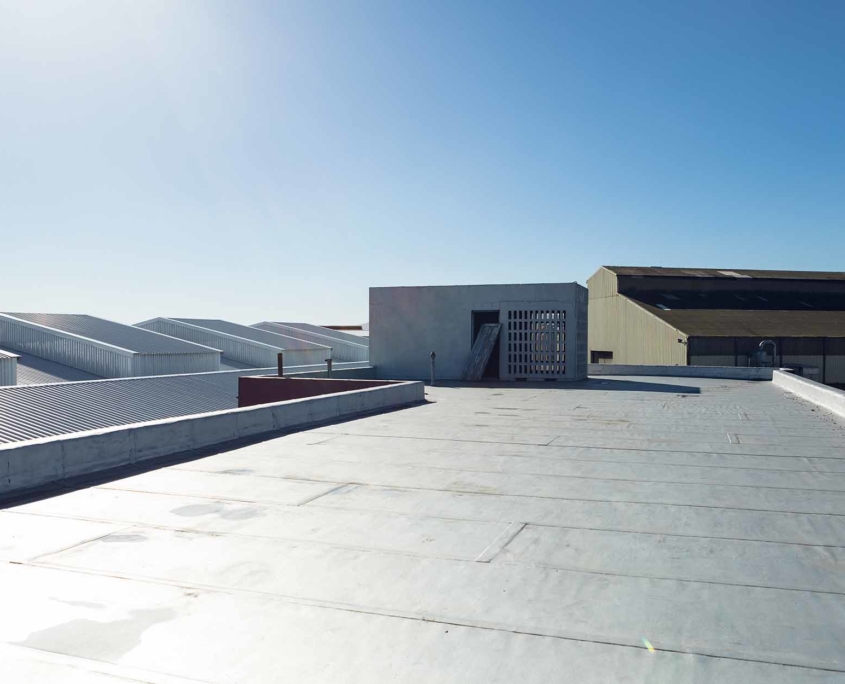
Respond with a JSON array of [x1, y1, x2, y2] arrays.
[[759, 339, 777, 366]]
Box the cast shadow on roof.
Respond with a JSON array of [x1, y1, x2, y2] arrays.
[[433, 379, 701, 394]]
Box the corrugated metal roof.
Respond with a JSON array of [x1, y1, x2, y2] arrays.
[[3, 313, 217, 354], [0, 349, 19, 360], [605, 266, 845, 281], [257, 322, 369, 347], [269, 321, 370, 346], [175, 319, 330, 351], [0, 362, 371, 443], [628, 295, 845, 337], [0, 369, 267, 443], [632, 290, 845, 312], [15, 351, 103, 385]]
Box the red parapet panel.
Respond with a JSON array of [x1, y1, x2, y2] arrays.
[[238, 376, 395, 408]]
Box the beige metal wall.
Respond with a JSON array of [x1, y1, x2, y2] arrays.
[[588, 268, 688, 365]]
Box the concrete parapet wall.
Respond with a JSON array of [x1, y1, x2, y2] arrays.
[[773, 370, 845, 419], [588, 364, 774, 380], [0, 381, 424, 499]]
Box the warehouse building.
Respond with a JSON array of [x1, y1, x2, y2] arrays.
[[370, 282, 588, 381], [0, 313, 221, 380], [588, 266, 845, 386], [136, 318, 331, 369]]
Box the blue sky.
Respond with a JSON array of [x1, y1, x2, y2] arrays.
[[2, 1, 843, 324]]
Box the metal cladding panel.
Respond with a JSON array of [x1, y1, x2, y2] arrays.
[[0, 316, 134, 378], [825, 338, 845, 385], [272, 321, 370, 347], [174, 319, 330, 353], [132, 351, 221, 376], [689, 337, 736, 367], [3, 313, 215, 354], [587, 278, 687, 366], [586, 267, 619, 300], [0, 351, 17, 387], [0, 315, 221, 379], [254, 322, 369, 362], [137, 319, 281, 368]]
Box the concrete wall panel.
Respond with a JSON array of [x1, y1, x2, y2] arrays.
[[62, 431, 133, 478], [3, 441, 64, 492], [133, 419, 196, 463]]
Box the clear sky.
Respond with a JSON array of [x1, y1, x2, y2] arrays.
[[2, 1, 844, 325]]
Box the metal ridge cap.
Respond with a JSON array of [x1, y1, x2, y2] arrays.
[[130, 318, 224, 353], [169, 319, 330, 352], [256, 322, 369, 349]]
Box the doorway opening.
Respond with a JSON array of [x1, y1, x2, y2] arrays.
[[471, 310, 500, 379]]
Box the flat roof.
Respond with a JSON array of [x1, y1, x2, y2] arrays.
[[2, 376, 844, 681], [605, 265, 845, 281], [3, 313, 216, 355]]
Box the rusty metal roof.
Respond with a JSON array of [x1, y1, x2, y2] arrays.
[[605, 266, 845, 281]]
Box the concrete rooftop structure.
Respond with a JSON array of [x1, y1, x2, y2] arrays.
[[2, 376, 845, 681]]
